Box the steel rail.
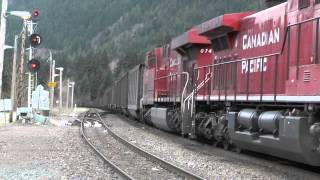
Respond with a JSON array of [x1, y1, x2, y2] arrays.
[[80, 111, 135, 180], [92, 109, 205, 180]]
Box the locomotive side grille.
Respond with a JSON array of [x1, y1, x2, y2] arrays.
[[303, 70, 311, 82]]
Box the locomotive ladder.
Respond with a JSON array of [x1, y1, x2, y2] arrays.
[[182, 71, 213, 116], [181, 71, 213, 137]]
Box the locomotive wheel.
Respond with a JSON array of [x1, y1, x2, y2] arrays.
[[235, 146, 242, 153], [204, 128, 214, 140], [223, 140, 231, 150], [212, 141, 219, 147]]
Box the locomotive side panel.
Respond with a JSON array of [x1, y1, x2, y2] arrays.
[[196, 46, 213, 98], [143, 48, 160, 105], [285, 1, 320, 97], [198, 4, 288, 101], [234, 4, 287, 99]]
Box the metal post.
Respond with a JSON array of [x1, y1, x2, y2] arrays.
[[10, 35, 18, 122], [27, 20, 33, 108], [51, 60, 55, 108], [66, 79, 69, 108], [57, 68, 63, 110], [49, 51, 52, 108], [27, 73, 31, 108], [71, 82, 74, 109], [35, 72, 37, 87], [0, 0, 8, 99]]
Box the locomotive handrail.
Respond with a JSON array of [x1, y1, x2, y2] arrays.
[[288, 16, 320, 27], [182, 71, 212, 116], [154, 73, 179, 80], [181, 72, 189, 114], [154, 72, 190, 103], [193, 52, 281, 103], [196, 52, 281, 70], [281, 16, 320, 54]]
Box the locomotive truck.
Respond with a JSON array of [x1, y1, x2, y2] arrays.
[[92, 0, 320, 166]]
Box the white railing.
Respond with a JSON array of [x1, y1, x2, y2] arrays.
[[181, 71, 213, 116]]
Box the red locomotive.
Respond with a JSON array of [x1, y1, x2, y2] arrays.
[[99, 0, 320, 166]]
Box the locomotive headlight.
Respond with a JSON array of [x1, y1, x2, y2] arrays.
[[310, 123, 320, 137], [307, 104, 315, 112]]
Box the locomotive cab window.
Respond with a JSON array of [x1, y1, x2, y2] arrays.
[[147, 57, 156, 67], [211, 35, 230, 52], [299, 0, 310, 9]]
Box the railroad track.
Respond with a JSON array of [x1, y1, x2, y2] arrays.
[[80, 109, 204, 180]]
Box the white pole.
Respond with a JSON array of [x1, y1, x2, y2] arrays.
[[51, 60, 55, 108], [0, 0, 8, 98], [66, 79, 69, 109], [10, 35, 18, 122], [35, 72, 37, 87], [71, 83, 74, 109], [27, 73, 31, 108], [59, 69, 63, 110], [27, 20, 33, 108], [49, 51, 52, 108]]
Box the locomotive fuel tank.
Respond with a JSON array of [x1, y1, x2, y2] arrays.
[[228, 112, 320, 166], [150, 107, 181, 133], [237, 109, 259, 131], [258, 111, 281, 135]]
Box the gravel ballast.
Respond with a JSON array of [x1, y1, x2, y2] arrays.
[[0, 125, 119, 179], [103, 114, 320, 180], [84, 123, 183, 180]]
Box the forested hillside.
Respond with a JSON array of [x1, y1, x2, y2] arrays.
[[2, 0, 267, 103]]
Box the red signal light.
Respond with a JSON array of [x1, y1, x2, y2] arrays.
[[33, 10, 40, 17], [28, 59, 40, 73], [32, 9, 40, 21]]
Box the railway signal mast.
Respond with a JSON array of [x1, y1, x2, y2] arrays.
[[0, 0, 36, 113], [26, 9, 42, 108], [0, 0, 8, 99]]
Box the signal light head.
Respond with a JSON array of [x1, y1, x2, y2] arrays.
[[32, 9, 40, 21], [29, 34, 42, 47], [33, 10, 39, 17], [28, 59, 40, 73]]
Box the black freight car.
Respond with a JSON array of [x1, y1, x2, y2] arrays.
[[128, 64, 144, 118], [104, 64, 144, 117]]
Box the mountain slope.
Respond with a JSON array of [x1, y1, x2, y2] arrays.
[[2, 0, 267, 102]]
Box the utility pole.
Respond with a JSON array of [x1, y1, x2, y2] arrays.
[[70, 82, 75, 109], [56, 67, 63, 111], [59, 69, 63, 110], [0, 0, 8, 99], [66, 79, 70, 108], [10, 35, 18, 122], [50, 60, 55, 108], [27, 20, 34, 108], [49, 51, 52, 108], [17, 20, 27, 107]]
